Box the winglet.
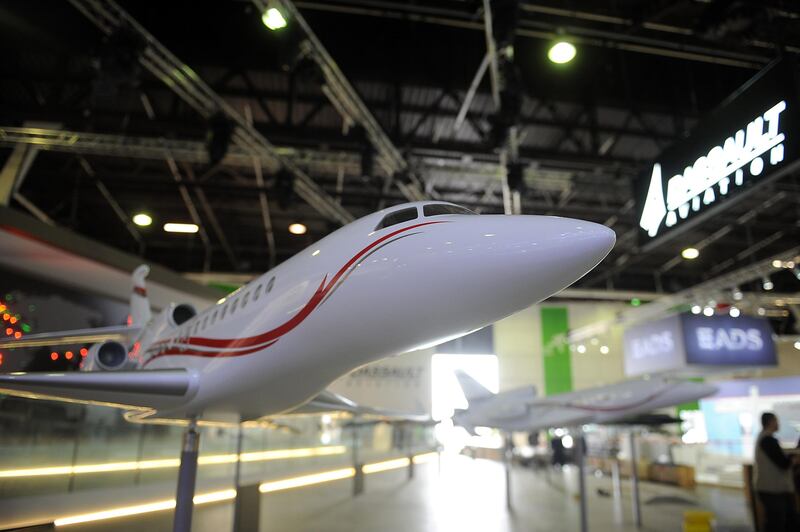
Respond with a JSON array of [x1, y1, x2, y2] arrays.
[[454, 369, 494, 404]]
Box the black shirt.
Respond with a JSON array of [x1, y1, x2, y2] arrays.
[[759, 434, 791, 470]]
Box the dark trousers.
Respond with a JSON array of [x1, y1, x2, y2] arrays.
[[757, 492, 798, 532]]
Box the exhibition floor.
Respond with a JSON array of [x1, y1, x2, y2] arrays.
[[72, 454, 752, 532]]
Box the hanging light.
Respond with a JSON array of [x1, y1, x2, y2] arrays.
[[762, 276, 774, 291], [729, 307, 740, 318], [691, 305, 702, 315], [732, 287, 743, 301], [681, 247, 700, 260], [288, 223, 307, 235], [703, 306, 714, 317], [132, 213, 152, 227], [547, 41, 577, 64], [262, 6, 287, 30]]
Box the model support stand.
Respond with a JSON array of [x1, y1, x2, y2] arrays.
[[504, 432, 513, 511], [628, 431, 642, 528], [575, 432, 589, 532], [173, 418, 200, 532]]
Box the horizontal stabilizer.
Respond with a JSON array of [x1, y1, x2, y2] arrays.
[[0, 325, 140, 349], [0, 369, 196, 412], [454, 369, 494, 404]]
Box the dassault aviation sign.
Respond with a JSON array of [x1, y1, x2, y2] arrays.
[[636, 58, 800, 248]]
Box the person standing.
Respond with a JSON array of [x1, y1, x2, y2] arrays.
[[754, 412, 799, 531]]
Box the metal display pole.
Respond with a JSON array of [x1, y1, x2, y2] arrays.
[[173, 418, 200, 532], [576, 432, 588, 532], [232, 425, 245, 532], [628, 431, 642, 528], [505, 433, 513, 511]]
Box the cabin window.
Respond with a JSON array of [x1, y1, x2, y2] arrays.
[[374, 207, 418, 230], [423, 204, 476, 217], [242, 291, 250, 308], [202, 316, 208, 330], [231, 298, 239, 314], [221, 304, 228, 320], [211, 309, 218, 324], [254, 284, 262, 301], [267, 277, 275, 293]]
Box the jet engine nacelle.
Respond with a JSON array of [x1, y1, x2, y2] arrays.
[[82, 341, 134, 371]]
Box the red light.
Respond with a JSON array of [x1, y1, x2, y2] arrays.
[[9, 317, 17, 324], [0, 353, 3, 366], [13, 332, 21, 339], [65, 351, 74, 360], [5, 328, 11, 335], [2, 314, 8, 321], [80, 348, 88, 357], [50, 352, 58, 361]]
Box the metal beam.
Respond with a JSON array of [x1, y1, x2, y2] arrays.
[[264, 0, 428, 202], [69, 0, 354, 226]]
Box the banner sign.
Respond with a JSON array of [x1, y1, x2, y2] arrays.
[[636, 58, 800, 248], [623, 314, 777, 376]]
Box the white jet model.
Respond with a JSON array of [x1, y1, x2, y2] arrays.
[[0, 201, 615, 424], [0, 201, 614, 530], [452, 370, 717, 434]]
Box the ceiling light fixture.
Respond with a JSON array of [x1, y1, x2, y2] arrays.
[[164, 223, 199, 234], [132, 213, 152, 227], [288, 223, 307, 235], [547, 41, 576, 64], [762, 276, 774, 291], [262, 7, 287, 30], [691, 305, 702, 315], [729, 307, 740, 318], [681, 247, 700, 260]]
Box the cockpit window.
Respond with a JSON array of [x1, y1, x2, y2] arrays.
[[423, 204, 476, 217], [374, 207, 418, 230]]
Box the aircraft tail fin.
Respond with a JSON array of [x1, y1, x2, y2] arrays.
[[454, 370, 494, 404], [130, 264, 152, 327]]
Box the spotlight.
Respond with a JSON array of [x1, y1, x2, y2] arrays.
[[772, 259, 783, 268], [576, 345, 586, 354], [600, 345, 609, 355], [288, 223, 307, 235], [132, 213, 152, 227], [681, 247, 700, 260], [729, 307, 740, 318], [262, 7, 287, 30], [732, 287, 743, 301], [164, 223, 199, 234], [703, 306, 714, 317], [548, 41, 576, 64], [691, 305, 702, 315], [762, 276, 774, 291], [794, 340, 800, 351], [562, 435, 574, 449], [757, 307, 766, 316]]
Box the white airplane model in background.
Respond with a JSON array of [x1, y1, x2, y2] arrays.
[[0, 201, 615, 424], [452, 370, 718, 435]]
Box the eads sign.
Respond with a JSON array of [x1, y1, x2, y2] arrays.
[[636, 58, 800, 249]]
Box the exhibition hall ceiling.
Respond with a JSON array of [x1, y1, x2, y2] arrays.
[[1, 1, 799, 301]]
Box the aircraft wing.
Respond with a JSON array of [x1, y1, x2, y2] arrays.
[[0, 369, 196, 412], [289, 390, 430, 422], [0, 325, 141, 349]]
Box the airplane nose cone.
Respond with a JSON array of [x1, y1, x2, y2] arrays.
[[473, 215, 615, 307]]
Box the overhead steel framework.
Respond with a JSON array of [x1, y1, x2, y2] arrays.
[[68, 0, 355, 225]]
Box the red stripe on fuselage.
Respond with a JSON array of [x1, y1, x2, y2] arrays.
[[144, 220, 446, 362]]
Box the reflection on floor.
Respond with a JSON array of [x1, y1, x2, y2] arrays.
[[77, 454, 753, 532]]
